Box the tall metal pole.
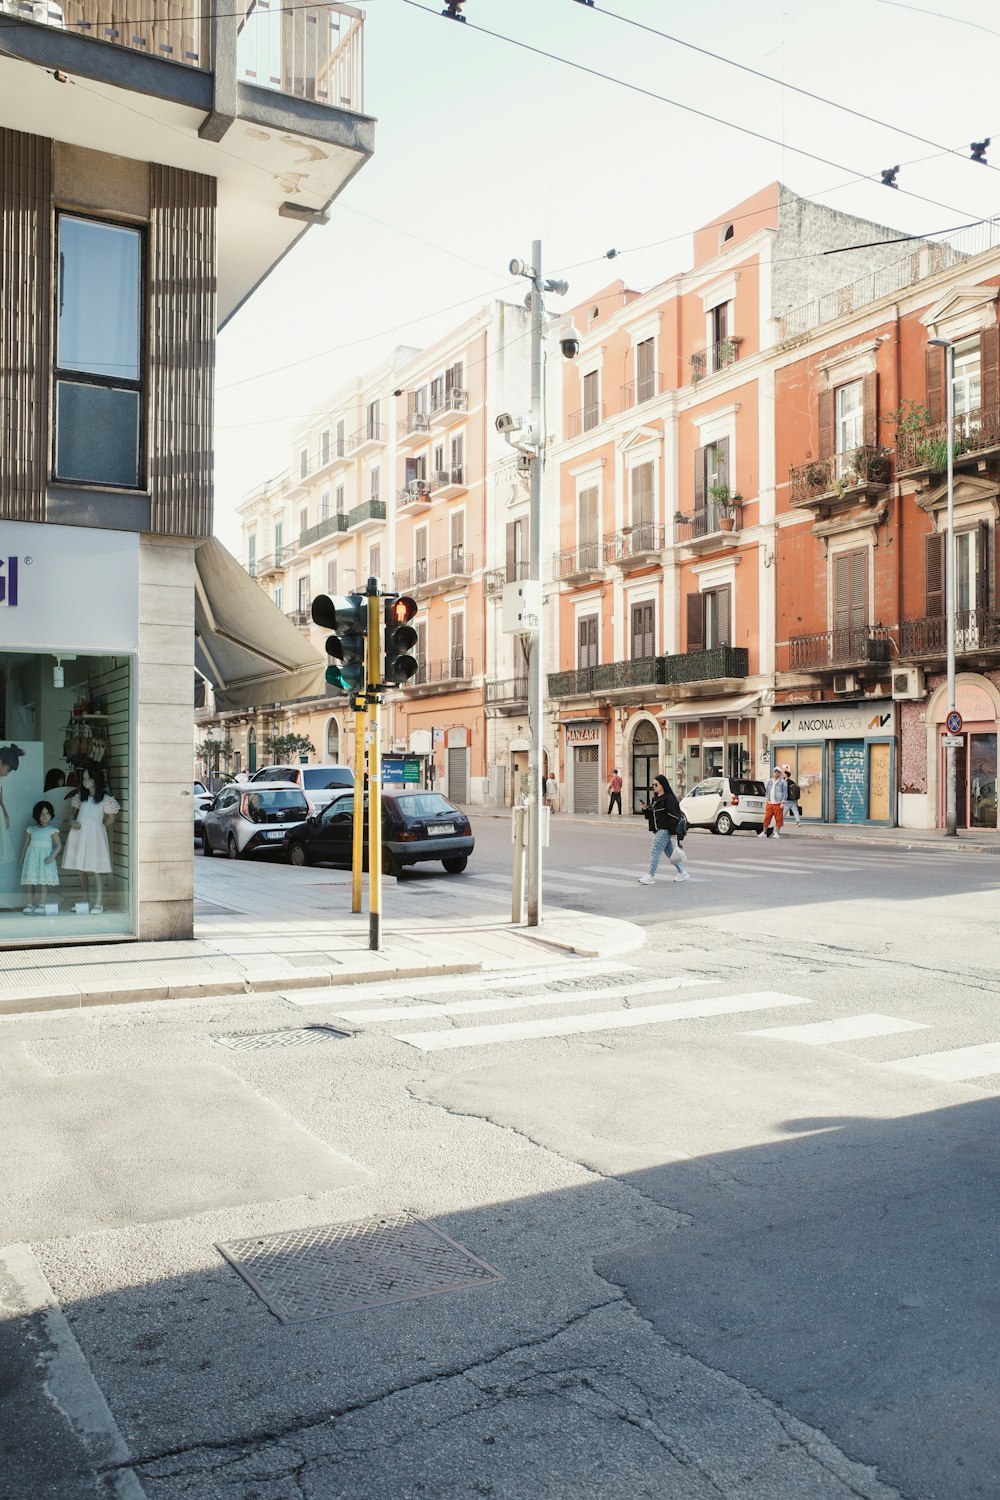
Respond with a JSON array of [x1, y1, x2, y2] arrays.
[[367, 582, 384, 948], [944, 342, 958, 837], [351, 684, 365, 913], [526, 238, 544, 926]]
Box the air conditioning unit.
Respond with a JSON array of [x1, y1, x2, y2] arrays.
[[892, 666, 925, 701], [832, 672, 857, 695]]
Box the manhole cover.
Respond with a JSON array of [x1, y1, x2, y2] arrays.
[[216, 1212, 505, 1322], [212, 1025, 348, 1051]]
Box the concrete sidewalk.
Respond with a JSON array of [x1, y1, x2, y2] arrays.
[[0, 858, 644, 1017]]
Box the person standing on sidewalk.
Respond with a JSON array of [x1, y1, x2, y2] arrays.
[[638, 774, 689, 884], [607, 769, 623, 816], [758, 765, 787, 839], [783, 765, 802, 825]]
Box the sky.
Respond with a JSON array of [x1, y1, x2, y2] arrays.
[[213, 0, 1000, 552]]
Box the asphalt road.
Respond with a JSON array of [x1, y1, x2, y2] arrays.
[[4, 822, 1000, 1499]]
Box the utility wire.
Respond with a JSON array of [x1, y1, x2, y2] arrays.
[[582, 1, 1000, 179], [874, 0, 1000, 39], [399, 0, 981, 222]]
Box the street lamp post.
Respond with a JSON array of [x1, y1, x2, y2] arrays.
[[929, 337, 958, 836]]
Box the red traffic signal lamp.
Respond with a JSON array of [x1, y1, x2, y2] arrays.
[[312, 592, 367, 694], [383, 595, 419, 686]]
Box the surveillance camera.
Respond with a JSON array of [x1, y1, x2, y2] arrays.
[[509, 258, 528, 277], [496, 412, 519, 434], [559, 320, 582, 360]]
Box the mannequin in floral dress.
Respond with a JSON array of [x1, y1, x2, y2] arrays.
[[61, 765, 119, 913], [0, 743, 25, 865]]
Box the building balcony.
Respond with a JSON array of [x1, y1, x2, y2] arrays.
[[253, 549, 286, 579], [286, 609, 312, 630], [604, 523, 667, 569], [662, 644, 749, 688], [298, 513, 348, 549], [620, 372, 662, 410], [346, 498, 386, 531], [348, 422, 387, 457], [397, 411, 430, 446], [788, 625, 892, 670], [430, 389, 468, 426], [789, 446, 892, 508], [548, 656, 667, 699], [397, 480, 433, 515], [412, 548, 474, 597], [899, 609, 1000, 661], [674, 502, 742, 550], [554, 541, 606, 583], [399, 656, 475, 694], [306, 439, 349, 482], [690, 336, 742, 384], [0, 1, 373, 323], [896, 404, 1000, 476], [431, 464, 468, 499], [485, 561, 529, 595], [486, 676, 528, 713], [566, 403, 605, 439]]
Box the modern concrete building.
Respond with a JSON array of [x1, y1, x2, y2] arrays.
[[0, 0, 373, 944]]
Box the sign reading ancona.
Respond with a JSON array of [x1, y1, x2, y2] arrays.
[[770, 702, 896, 742]]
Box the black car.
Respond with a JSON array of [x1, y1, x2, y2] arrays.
[[283, 790, 474, 876]]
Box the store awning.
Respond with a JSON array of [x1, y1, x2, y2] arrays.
[[658, 693, 761, 721], [194, 538, 325, 712]]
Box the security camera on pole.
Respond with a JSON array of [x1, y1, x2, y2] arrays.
[[504, 245, 577, 925]]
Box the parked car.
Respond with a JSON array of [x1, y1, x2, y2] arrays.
[[193, 781, 214, 840], [679, 776, 768, 835], [283, 789, 474, 876], [201, 782, 311, 859], [248, 763, 354, 812]]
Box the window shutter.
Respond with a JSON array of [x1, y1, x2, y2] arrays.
[[715, 584, 731, 645], [925, 345, 945, 424], [925, 531, 944, 617], [632, 462, 654, 526], [981, 325, 999, 417], [818, 390, 835, 459], [693, 446, 706, 512], [506, 521, 517, 578], [714, 436, 730, 489], [850, 549, 868, 629], [834, 553, 850, 632], [977, 519, 990, 610], [686, 592, 704, 653], [863, 372, 878, 446]]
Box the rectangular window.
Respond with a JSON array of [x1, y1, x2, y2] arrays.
[[320, 489, 330, 520], [335, 419, 345, 457], [326, 558, 337, 593], [578, 485, 599, 568], [835, 380, 864, 464], [506, 517, 527, 582], [405, 454, 427, 486], [953, 336, 982, 417], [636, 338, 655, 402], [450, 612, 465, 674], [630, 462, 654, 529], [335, 485, 344, 514], [273, 585, 283, 610], [630, 601, 655, 659], [299, 448, 309, 478], [369, 542, 381, 580], [433, 443, 445, 474], [582, 370, 600, 430], [430, 375, 444, 411], [247, 534, 257, 574], [54, 214, 143, 488], [415, 525, 428, 584], [711, 301, 730, 362], [273, 520, 284, 564], [833, 548, 868, 655], [577, 614, 598, 668], [450, 433, 464, 477], [370, 466, 380, 502], [704, 585, 731, 648], [366, 399, 380, 439], [450, 510, 465, 567], [446, 361, 463, 394], [296, 576, 309, 612], [299, 507, 308, 537], [321, 430, 330, 465]]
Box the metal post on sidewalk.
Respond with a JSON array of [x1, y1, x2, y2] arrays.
[[350, 685, 365, 914], [511, 801, 527, 923], [526, 238, 544, 927], [930, 337, 958, 836], [366, 581, 383, 951]]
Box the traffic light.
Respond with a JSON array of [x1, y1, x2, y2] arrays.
[[383, 595, 419, 686], [312, 593, 367, 694]]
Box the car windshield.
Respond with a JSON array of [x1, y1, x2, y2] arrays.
[[244, 788, 308, 822], [732, 780, 767, 796], [394, 794, 457, 820], [301, 768, 351, 789]]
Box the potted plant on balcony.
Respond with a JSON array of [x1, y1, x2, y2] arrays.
[[708, 483, 743, 531]]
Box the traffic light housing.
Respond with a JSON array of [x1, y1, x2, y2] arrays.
[[312, 593, 367, 694], [383, 595, 419, 686]]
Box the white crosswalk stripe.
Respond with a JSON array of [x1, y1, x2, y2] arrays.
[[747, 1014, 930, 1045], [338, 974, 713, 1023], [884, 1043, 1000, 1082], [284, 959, 637, 1007], [393, 990, 811, 1052]]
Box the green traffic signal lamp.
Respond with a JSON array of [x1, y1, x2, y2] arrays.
[[383, 595, 419, 686], [312, 592, 367, 694]]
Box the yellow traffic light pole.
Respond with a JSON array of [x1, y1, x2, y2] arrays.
[[366, 586, 383, 951], [350, 679, 366, 915]]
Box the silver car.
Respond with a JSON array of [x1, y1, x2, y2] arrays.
[[201, 782, 311, 859]]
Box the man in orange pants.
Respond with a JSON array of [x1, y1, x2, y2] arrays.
[[758, 765, 787, 839]]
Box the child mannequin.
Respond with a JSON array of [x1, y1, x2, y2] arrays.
[[20, 800, 62, 913], [0, 743, 26, 865], [61, 765, 119, 913]]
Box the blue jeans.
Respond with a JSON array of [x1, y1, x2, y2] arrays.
[[648, 828, 677, 875]]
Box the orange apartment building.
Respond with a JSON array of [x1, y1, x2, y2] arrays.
[[546, 185, 914, 817], [774, 223, 1000, 830]]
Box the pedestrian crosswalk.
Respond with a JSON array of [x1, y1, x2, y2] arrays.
[[314, 958, 1000, 1089]]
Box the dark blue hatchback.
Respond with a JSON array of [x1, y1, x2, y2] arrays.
[[283, 790, 474, 877]]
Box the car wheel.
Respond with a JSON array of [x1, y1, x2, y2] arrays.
[[227, 835, 240, 860], [715, 812, 734, 835], [382, 848, 403, 877], [442, 856, 468, 874], [201, 830, 213, 856], [288, 841, 310, 868]]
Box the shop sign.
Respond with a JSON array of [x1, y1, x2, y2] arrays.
[[564, 723, 601, 745], [954, 683, 996, 725], [770, 701, 895, 741], [0, 520, 139, 652], [701, 718, 724, 738]]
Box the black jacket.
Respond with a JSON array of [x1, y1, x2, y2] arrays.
[[787, 778, 801, 802], [645, 787, 682, 834]]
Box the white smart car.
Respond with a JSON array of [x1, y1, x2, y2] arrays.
[[679, 776, 768, 835]]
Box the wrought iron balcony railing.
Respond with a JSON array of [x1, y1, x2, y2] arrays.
[[663, 645, 749, 683], [547, 657, 666, 697], [397, 481, 432, 508], [254, 549, 285, 575], [299, 513, 348, 549], [555, 541, 605, 579], [431, 389, 468, 416], [348, 422, 386, 453], [690, 336, 741, 383], [620, 372, 661, 409], [431, 465, 467, 491], [789, 445, 892, 505], [605, 524, 667, 563], [674, 503, 739, 540], [899, 609, 1000, 657], [486, 676, 528, 705], [566, 403, 605, 438], [407, 656, 474, 687], [397, 411, 430, 440], [788, 625, 892, 669], [896, 404, 1000, 474], [486, 561, 529, 593], [346, 498, 386, 528]]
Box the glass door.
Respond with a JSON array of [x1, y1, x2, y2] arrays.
[[969, 733, 997, 828]]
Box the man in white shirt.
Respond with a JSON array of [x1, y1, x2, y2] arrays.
[[758, 766, 787, 839]]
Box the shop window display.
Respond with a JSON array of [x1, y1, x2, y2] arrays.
[[0, 650, 131, 943]]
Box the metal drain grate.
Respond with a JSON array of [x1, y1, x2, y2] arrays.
[[212, 1025, 349, 1051], [216, 1212, 505, 1322]]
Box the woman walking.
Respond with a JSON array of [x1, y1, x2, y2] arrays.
[[639, 774, 689, 885]]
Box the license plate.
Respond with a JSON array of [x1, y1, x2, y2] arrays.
[[744, 800, 763, 810], [264, 830, 284, 839], [427, 824, 456, 836]]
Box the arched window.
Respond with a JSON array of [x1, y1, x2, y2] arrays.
[[326, 718, 340, 761], [721, 222, 735, 244], [247, 727, 257, 773]]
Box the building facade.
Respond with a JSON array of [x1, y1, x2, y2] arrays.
[[1, 1, 372, 945]]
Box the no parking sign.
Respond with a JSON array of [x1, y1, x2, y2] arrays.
[[946, 710, 963, 735]]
